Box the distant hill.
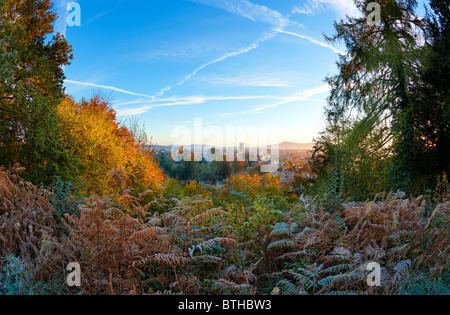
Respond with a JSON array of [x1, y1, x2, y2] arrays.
[[152, 142, 314, 151], [151, 142, 315, 156], [278, 142, 314, 151], [151, 144, 172, 151]]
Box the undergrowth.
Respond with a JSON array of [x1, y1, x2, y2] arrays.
[[0, 165, 448, 295]]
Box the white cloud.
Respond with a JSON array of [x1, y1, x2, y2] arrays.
[[156, 95, 275, 102], [116, 99, 205, 116], [64, 80, 155, 99], [189, 0, 346, 61], [216, 84, 330, 119], [113, 98, 147, 106], [277, 29, 346, 56], [292, 0, 359, 17], [64, 1, 343, 118], [201, 74, 291, 87], [114, 94, 287, 116], [66, 80, 330, 118], [189, 0, 290, 28], [133, 0, 346, 100], [155, 31, 277, 97], [291, 6, 315, 15], [114, 95, 283, 116], [254, 84, 330, 111]]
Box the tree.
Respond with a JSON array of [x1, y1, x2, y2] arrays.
[[215, 161, 231, 181], [323, 0, 425, 195], [311, 115, 391, 200], [57, 96, 164, 195], [0, 0, 73, 182], [408, 0, 450, 192]]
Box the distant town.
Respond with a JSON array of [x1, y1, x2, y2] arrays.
[[152, 142, 316, 190]]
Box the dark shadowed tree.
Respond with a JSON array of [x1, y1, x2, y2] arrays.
[[408, 0, 450, 192]]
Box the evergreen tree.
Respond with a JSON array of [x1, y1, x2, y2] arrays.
[[324, 0, 425, 195], [409, 0, 450, 192]]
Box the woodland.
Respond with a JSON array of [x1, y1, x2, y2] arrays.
[[0, 0, 448, 295]]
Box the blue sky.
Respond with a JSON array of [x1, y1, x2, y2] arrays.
[[52, 0, 426, 146]]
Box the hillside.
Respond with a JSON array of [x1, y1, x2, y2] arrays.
[[278, 142, 315, 152]]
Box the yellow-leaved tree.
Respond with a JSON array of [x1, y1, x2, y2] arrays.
[[58, 95, 164, 196]]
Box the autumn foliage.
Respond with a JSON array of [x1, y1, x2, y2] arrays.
[[57, 96, 164, 196], [0, 166, 448, 295], [0, 0, 449, 296]]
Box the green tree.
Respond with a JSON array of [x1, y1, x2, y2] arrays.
[[215, 160, 231, 181], [311, 115, 391, 201], [323, 0, 425, 195], [0, 0, 73, 183], [177, 159, 197, 181]]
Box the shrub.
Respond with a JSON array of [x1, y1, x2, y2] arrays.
[[0, 165, 75, 294]]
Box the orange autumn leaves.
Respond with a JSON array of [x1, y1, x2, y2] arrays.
[[57, 95, 164, 196]]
